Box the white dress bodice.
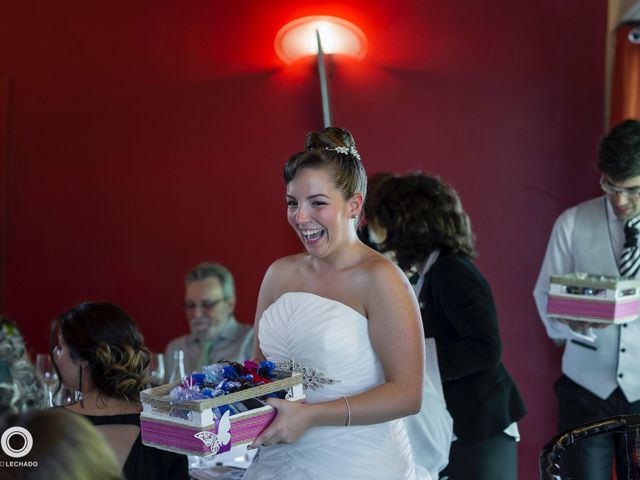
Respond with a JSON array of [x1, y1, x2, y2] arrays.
[[242, 292, 429, 480]]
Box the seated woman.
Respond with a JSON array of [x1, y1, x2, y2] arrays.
[[50, 301, 189, 480], [368, 173, 527, 480], [0, 408, 122, 479]]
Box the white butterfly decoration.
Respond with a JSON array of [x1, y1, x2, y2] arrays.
[[194, 410, 232, 454]]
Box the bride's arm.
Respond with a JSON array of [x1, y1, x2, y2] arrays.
[[249, 258, 425, 447], [315, 259, 425, 423]]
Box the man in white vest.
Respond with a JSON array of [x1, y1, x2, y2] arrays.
[[534, 119, 640, 479]]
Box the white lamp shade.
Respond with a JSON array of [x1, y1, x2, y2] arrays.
[[275, 15, 367, 64]]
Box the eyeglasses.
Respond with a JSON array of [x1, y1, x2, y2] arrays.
[[600, 176, 640, 199], [183, 298, 226, 311]]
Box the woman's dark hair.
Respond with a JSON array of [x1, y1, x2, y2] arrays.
[[372, 174, 476, 270], [598, 119, 640, 181], [284, 127, 367, 221], [359, 172, 397, 249], [49, 302, 150, 402], [363, 172, 396, 225]]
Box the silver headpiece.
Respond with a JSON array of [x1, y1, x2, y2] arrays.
[[325, 146, 361, 161]]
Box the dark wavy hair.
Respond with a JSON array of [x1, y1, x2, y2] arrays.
[[363, 172, 396, 225], [50, 302, 151, 402], [284, 127, 367, 222], [372, 174, 476, 270], [598, 119, 640, 181]]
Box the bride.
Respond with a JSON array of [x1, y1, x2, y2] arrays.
[[242, 127, 429, 480]]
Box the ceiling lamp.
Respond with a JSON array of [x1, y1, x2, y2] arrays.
[[275, 16, 367, 64]]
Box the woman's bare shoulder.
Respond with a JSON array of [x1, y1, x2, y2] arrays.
[[360, 250, 405, 282], [260, 254, 309, 302], [266, 253, 308, 277], [359, 251, 414, 311]]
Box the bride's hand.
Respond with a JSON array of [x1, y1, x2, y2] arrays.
[[248, 398, 311, 448]]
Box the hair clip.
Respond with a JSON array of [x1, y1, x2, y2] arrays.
[[325, 146, 361, 161]]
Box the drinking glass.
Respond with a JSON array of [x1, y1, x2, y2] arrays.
[[149, 353, 165, 385], [35, 353, 58, 407], [168, 350, 185, 383]]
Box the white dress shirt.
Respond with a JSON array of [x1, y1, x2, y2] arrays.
[[534, 197, 625, 341], [533, 196, 640, 401]]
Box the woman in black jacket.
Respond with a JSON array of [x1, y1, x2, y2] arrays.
[[367, 173, 526, 480]]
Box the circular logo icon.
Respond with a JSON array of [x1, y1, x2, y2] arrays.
[[1, 427, 33, 458]]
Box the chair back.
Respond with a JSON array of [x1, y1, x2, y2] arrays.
[[539, 414, 640, 479]]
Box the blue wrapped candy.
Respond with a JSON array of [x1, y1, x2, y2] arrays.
[[258, 361, 276, 376], [222, 365, 238, 379]]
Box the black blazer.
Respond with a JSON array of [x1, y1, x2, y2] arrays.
[[418, 253, 526, 444]]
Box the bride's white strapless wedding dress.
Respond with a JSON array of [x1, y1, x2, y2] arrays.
[[242, 292, 430, 480]]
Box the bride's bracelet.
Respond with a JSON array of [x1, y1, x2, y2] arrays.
[[342, 396, 351, 427]]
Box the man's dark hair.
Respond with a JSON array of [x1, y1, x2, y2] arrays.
[[598, 119, 640, 181]]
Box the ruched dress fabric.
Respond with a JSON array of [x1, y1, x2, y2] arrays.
[[242, 292, 430, 480]]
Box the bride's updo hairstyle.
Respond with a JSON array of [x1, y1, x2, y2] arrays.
[[284, 127, 368, 219], [50, 301, 151, 402]]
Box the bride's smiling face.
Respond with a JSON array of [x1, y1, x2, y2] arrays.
[[286, 167, 359, 257]]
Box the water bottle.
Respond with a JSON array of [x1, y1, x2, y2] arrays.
[[168, 350, 186, 383]]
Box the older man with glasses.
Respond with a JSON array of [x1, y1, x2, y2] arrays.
[[164, 262, 253, 379], [534, 119, 640, 479]]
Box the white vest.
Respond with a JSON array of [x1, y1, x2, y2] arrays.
[[567, 196, 640, 401]]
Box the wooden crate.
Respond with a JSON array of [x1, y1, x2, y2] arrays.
[[547, 273, 640, 324], [140, 370, 304, 456]]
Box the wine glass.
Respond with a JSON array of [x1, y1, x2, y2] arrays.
[[35, 353, 58, 407], [149, 353, 165, 386]]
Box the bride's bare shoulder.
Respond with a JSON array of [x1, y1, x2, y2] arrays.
[[360, 249, 399, 273], [359, 250, 409, 289], [260, 254, 309, 298], [267, 253, 308, 276]]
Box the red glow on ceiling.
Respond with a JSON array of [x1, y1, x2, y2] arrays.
[[274, 15, 368, 64]]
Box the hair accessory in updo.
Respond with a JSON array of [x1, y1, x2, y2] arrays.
[[325, 146, 361, 162]]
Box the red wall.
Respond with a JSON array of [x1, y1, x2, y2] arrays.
[[0, 1, 607, 478]]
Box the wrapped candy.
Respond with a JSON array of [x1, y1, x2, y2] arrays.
[[169, 360, 278, 406]]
